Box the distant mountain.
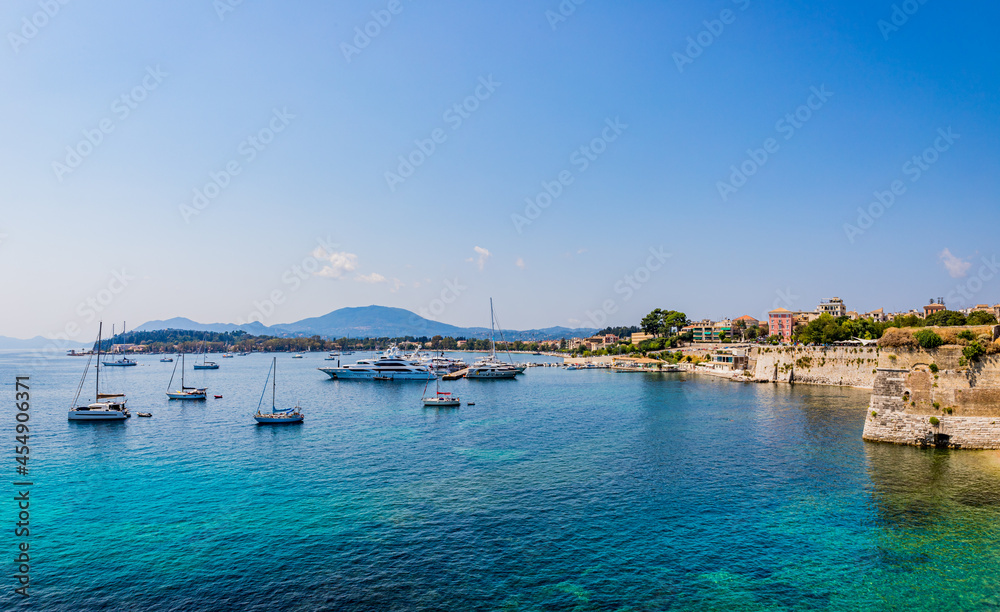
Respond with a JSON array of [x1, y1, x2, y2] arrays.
[[270, 306, 467, 338], [134, 306, 596, 341], [134, 317, 271, 335], [0, 335, 59, 349]]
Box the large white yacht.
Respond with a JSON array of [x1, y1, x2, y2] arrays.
[[318, 345, 436, 380]]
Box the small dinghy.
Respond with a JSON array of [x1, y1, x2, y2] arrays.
[[137, 412, 152, 418]]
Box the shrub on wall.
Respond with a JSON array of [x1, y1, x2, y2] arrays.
[[914, 329, 945, 349], [929, 416, 940, 426], [957, 330, 977, 342], [963, 342, 986, 363], [929, 363, 939, 373]]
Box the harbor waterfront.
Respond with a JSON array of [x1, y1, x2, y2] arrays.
[[3, 350, 1000, 610]]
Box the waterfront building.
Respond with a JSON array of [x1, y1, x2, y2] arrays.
[[818, 297, 847, 317], [769, 308, 796, 342], [924, 301, 947, 317], [864, 308, 889, 322], [710, 348, 749, 371], [630, 332, 654, 345]]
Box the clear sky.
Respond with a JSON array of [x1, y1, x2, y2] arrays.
[[1, 0, 998, 340]]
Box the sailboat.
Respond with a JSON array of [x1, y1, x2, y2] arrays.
[[466, 299, 518, 379], [254, 358, 304, 424], [193, 339, 219, 370], [421, 377, 461, 407], [69, 322, 131, 420], [166, 354, 208, 400], [102, 322, 137, 366]]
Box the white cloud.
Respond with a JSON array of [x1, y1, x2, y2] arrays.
[[391, 278, 405, 292], [939, 248, 971, 278], [471, 246, 491, 271], [312, 248, 359, 279], [355, 272, 387, 284], [515, 257, 525, 270]]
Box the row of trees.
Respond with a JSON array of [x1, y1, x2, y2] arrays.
[[794, 310, 998, 345]]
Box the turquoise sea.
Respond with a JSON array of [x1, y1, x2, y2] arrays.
[[2, 350, 999, 611]]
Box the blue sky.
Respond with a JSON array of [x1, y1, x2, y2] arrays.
[[1, 0, 998, 339]]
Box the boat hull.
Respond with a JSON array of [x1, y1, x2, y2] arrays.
[[68, 410, 129, 421], [318, 368, 435, 381], [465, 368, 517, 379], [193, 365, 219, 370], [254, 414, 304, 424], [422, 399, 461, 407], [103, 362, 137, 367], [167, 391, 207, 400]]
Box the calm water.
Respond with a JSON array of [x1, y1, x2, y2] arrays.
[[2, 350, 999, 611]]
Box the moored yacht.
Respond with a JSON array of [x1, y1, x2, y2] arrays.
[[166, 354, 208, 400], [103, 356, 137, 367], [69, 323, 131, 421], [465, 299, 518, 380], [254, 358, 304, 424], [318, 345, 435, 380]]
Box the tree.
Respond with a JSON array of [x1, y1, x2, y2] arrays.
[[924, 310, 967, 327], [968, 311, 998, 326], [641, 309, 663, 335]]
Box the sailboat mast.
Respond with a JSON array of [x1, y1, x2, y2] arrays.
[[272, 357, 276, 409], [96, 322, 102, 398], [181, 353, 185, 387], [489, 298, 496, 357]]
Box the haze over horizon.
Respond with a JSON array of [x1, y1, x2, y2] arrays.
[[2, 0, 998, 341]]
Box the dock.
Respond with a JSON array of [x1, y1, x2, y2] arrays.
[[442, 368, 470, 380]]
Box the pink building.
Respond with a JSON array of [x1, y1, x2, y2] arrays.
[[769, 308, 795, 342]]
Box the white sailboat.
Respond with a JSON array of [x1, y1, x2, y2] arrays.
[[254, 358, 304, 424], [193, 340, 219, 370], [102, 322, 137, 367], [166, 354, 208, 400], [69, 322, 131, 421], [421, 377, 461, 407], [466, 299, 518, 379]]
